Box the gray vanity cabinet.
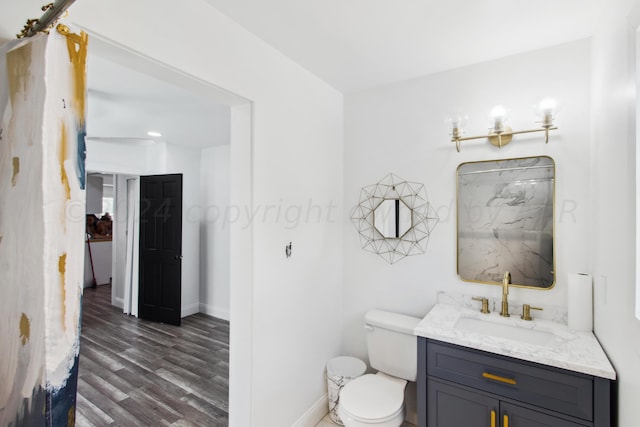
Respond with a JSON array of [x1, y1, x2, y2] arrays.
[[418, 338, 615, 427], [427, 379, 586, 426]]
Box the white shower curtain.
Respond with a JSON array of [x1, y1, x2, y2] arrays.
[[123, 177, 140, 316]]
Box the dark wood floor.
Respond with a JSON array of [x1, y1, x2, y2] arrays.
[[76, 285, 229, 426]]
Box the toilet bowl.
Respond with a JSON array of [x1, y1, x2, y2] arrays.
[[335, 309, 421, 427], [338, 373, 407, 427]]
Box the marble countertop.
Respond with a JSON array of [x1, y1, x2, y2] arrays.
[[414, 299, 616, 380]]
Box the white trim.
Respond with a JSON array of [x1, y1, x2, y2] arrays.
[[77, 33, 254, 427], [229, 102, 254, 427], [291, 394, 328, 427], [636, 26, 640, 321], [113, 296, 124, 309], [181, 302, 200, 317], [199, 303, 230, 321], [633, 7, 640, 321], [123, 177, 140, 317]]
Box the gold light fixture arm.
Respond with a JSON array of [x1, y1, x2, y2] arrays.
[[451, 126, 558, 151]]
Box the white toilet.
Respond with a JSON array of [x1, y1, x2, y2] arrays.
[[338, 309, 421, 427]]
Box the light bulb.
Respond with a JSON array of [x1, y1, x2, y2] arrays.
[[490, 105, 508, 133], [536, 98, 558, 128], [491, 105, 506, 119], [539, 98, 557, 114], [446, 113, 467, 138]]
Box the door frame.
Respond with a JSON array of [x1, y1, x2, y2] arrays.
[[84, 33, 254, 423]]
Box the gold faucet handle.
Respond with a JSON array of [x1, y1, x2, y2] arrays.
[[472, 296, 490, 314], [521, 304, 543, 321]]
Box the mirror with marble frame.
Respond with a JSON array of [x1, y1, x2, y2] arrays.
[[457, 156, 555, 289]]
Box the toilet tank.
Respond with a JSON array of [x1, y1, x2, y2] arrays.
[[365, 309, 421, 382]]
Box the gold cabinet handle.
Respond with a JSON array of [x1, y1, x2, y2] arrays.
[[490, 409, 496, 427], [482, 372, 517, 385], [503, 413, 509, 427]]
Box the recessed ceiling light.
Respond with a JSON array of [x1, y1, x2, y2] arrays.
[[147, 131, 162, 137]]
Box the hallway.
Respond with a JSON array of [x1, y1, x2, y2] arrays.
[[76, 285, 229, 426]]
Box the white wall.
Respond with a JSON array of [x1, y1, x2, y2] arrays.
[[87, 140, 165, 307], [83, 240, 111, 287], [164, 143, 202, 317], [86, 139, 165, 176], [199, 145, 231, 320], [590, 0, 640, 425], [87, 140, 204, 317], [86, 140, 161, 306], [343, 40, 592, 361], [72, 1, 344, 425], [86, 174, 103, 213]]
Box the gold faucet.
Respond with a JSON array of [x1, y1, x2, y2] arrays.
[[500, 271, 511, 317]]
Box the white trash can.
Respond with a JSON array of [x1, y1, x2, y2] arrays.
[[326, 356, 366, 425]]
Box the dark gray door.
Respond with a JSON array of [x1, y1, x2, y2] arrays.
[[138, 174, 183, 326], [428, 379, 497, 427]]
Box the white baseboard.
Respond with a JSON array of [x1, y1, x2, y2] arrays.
[[199, 302, 230, 321], [113, 296, 124, 309], [292, 393, 328, 427], [181, 302, 200, 317]]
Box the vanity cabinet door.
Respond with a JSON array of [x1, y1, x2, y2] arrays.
[[427, 378, 497, 427], [501, 402, 588, 427]]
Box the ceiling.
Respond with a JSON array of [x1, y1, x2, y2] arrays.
[[0, 0, 610, 94], [0, 0, 608, 144], [203, 0, 608, 92], [86, 52, 230, 149]]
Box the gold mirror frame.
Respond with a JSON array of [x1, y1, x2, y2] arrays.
[[351, 173, 439, 264], [457, 156, 555, 289]]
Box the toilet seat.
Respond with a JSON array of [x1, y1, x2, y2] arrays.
[[339, 373, 407, 426]]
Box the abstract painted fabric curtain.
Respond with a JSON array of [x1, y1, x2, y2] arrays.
[[0, 23, 87, 426]]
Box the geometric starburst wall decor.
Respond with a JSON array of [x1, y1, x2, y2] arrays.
[[351, 173, 439, 264]]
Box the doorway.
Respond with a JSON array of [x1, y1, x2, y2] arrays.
[[82, 33, 253, 422], [84, 172, 115, 290]]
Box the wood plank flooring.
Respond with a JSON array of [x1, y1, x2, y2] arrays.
[[76, 285, 229, 426]]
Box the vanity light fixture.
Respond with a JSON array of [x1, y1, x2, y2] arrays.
[[147, 131, 162, 137], [448, 99, 559, 152]]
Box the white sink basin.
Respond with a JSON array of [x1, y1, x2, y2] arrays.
[[454, 316, 554, 346]]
